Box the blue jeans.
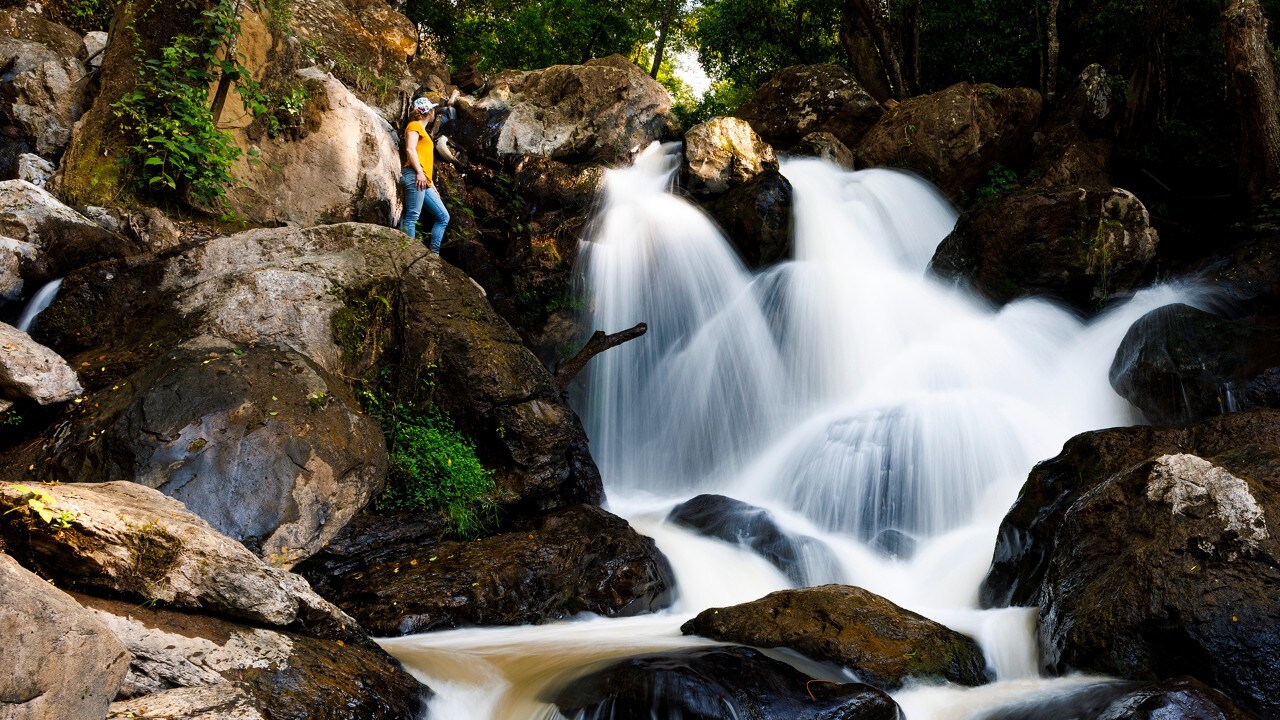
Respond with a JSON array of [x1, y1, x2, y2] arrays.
[[400, 167, 450, 252]]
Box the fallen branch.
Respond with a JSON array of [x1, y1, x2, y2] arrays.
[[555, 323, 647, 390]]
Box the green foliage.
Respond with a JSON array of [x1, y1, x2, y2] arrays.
[[43, 0, 114, 33], [3, 485, 78, 529], [916, 0, 1038, 91], [1, 408, 21, 428], [976, 163, 1020, 199], [672, 79, 753, 127], [692, 0, 843, 88], [402, 0, 663, 71], [376, 410, 497, 539]]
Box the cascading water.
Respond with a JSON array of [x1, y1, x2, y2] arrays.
[[384, 144, 1207, 720], [15, 278, 63, 333]]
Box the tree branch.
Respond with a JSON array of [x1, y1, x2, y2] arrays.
[[555, 323, 648, 390]]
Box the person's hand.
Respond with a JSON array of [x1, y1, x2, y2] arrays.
[[416, 172, 428, 189]]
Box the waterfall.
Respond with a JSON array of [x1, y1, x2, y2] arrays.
[[386, 144, 1204, 720], [15, 278, 63, 333]]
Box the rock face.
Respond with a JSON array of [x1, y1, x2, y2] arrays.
[[0, 320, 82, 405], [857, 83, 1042, 198], [1110, 304, 1280, 425], [0, 179, 138, 285], [790, 131, 855, 168], [479, 54, 678, 163], [985, 677, 1254, 720], [930, 186, 1159, 312], [0, 8, 91, 160], [682, 586, 988, 689], [299, 504, 675, 635], [35, 338, 386, 563], [736, 64, 883, 151], [682, 116, 777, 196], [84, 595, 429, 720], [0, 480, 359, 637], [981, 409, 1280, 717], [704, 169, 794, 267], [667, 494, 840, 586], [0, 553, 130, 720], [227, 68, 402, 227], [553, 646, 900, 720]]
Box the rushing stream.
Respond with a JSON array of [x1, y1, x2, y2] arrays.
[[382, 144, 1204, 719]]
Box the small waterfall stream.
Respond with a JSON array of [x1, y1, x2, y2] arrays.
[[15, 278, 63, 333], [383, 144, 1205, 720]]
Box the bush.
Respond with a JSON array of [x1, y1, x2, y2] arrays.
[[376, 410, 497, 539]]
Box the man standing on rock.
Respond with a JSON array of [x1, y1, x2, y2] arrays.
[[400, 97, 450, 252]]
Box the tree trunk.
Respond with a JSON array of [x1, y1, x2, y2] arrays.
[[555, 324, 648, 390], [843, 0, 907, 98], [1044, 0, 1060, 101], [650, 0, 678, 78], [1224, 0, 1280, 198], [839, 15, 892, 101]]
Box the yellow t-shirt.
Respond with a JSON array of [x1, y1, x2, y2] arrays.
[[404, 120, 434, 185]]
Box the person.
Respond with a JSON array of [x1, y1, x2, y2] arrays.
[[399, 96, 450, 252]]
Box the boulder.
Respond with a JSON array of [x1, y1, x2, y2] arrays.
[[0, 480, 360, 638], [704, 169, 794, 267], [1109, 304, 1280, 425], [84, 595, 430, 719], [0, 236, 34, 300], [0, 179, 138, 285], [31, 338, 387, 564], [553, 646, 900, 720], [682, 116, 777, 196], [478, 54, 678, 164], [298, 504, 674, 635], [15, 152, 54, 187], [790, 131, 855, 168], [929, 186, 1158, 312], [982, 408, 1280, 608], [0, 320, 82, 404], [736, 64, 883, 151], [513, 155, 605, 211], [226, 68, 402, 227], [857, 83, 1042, 198], [985, 677, 1254, 720], [1059, 64, 1120, 139], [0, 8, 91, 157], [667, 494, 841, 586], [0, 553, 130, 720], [1027, 125, 1113, 190], [82, 30, 108, 67], [22, 223, 601, 526], [682, 586, 988, 689]]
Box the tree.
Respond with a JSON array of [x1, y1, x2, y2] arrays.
[[1223, 0, 1280, 198], [693, 0, 844, 87]]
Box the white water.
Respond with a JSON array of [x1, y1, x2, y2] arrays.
[[386, 144, 1206, 720], [15, 278, 62, 333]]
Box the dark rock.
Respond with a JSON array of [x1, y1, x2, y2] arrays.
[[790, 131, 855, 169], [869, 529, 916, 560], [980, 677, 1254, 720], [682, 586, 988, 690], [0, 553, 129, 720], [301, 504, 675, 635], [737, 64, 884, 151], [1109, 304, 1280, 425], [514, 155, 604, 211], [704, 169, 794, 267], [292, 511, 449, 584], [25, 338, 387, 564], [552, 646, 900, 720], [667, 494, 841, 585], [982, 408, 1280, 608], [857, 83, 1042, 199], [1195, 235, 1280, 315], [1027, 124, 1113, 190], [929, 186, 1158, 312]]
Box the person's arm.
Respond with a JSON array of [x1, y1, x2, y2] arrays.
[[406, 129, 429, 189]]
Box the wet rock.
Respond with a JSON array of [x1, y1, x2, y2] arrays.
[[667, 494, 840, 585], [0, 179, 137, 284], [737, 64, 883, 151], [29, 338, 387, 564], [1109, 304, 1280, 425], [790, 131, 855, 168], [553, 645, 900, 720], [929, 186, 1159, 312], [857, 83, 1042, 198], [227, 68, 403, 227], [704, 169, 793, 267], [513, 155, 605, 210], [682, 586, 988, 689], [981, 677, 1254, 720], [982, 408, 1280, 607], [682, 116, 778, 197], [85, 595, 430, 720], [300, 504, 675, 635], [1026, 125, 1113, 191], [0, 319, 82, 404], [0, 8, 91, 157], [0, 553, 130, 720], [869, 529, 916, 560], [479, 54, 678, 163], [0, 480, 359, 638]]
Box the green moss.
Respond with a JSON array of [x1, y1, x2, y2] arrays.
[[58, 133, 126, 208], [124, 519, 182, 592]]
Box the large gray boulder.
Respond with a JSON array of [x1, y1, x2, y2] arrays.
[[0, 320, 82, 405], [0, 9, 91, 159], [682, 116, 777, 197], [0, 179, 138, 286], [0, 553, 130, 720], [736, 64, 883, 151]]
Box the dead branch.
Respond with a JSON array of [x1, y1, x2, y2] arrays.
[[555, 323, 647, 390]]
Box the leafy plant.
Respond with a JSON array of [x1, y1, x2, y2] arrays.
[[4, 485, 78, 529], [976, 163, 1020, 199]]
